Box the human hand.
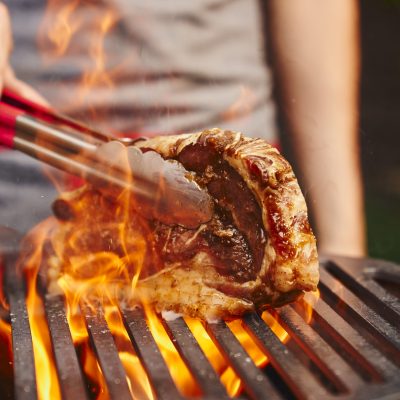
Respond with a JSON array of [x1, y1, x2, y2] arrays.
[[0, 3, 48, 105]]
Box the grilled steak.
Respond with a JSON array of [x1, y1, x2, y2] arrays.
[[45, 129, 319, 320]]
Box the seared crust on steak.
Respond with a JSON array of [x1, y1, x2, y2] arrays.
[[45, 129, 319, 320], [137, 129, 319, 289]]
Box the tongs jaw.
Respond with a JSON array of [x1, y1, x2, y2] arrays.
[[0, 90, 213, 228], [88, 140, 213, 228]]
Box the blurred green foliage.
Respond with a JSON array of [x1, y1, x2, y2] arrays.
[[366, 192, 400, 263], [384, 0, 400, 6]]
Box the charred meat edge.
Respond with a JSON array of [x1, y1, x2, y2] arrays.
[[137, 129, 319, 301]]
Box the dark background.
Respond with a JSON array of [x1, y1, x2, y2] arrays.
[[360, 0, 400, 262]]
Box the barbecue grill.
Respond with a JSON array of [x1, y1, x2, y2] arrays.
[[0, 229, 399, 400]]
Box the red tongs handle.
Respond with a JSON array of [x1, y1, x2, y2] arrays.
[[0, 90, 113, 188], [0, 89, 115, 145], [0, 90, 140, 176], [2, 89, 51, 119], [0, 100, 24, 148]]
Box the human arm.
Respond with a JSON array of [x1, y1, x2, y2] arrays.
[[0, 2, 47, 104], [267, 0, 366, 256]]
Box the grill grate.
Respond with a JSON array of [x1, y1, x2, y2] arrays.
[[1, 243, 399, 400], [122, 308, 184, 400]]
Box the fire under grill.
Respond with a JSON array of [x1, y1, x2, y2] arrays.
[[1, 240, 400, 399]]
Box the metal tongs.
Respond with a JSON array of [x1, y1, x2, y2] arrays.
[[0, 90, 213, 228]]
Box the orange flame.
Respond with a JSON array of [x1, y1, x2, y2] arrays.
[[145, 306, 200, 397], [38, 0, 82, 60], [185, 318, 240, 396], [0, 317, 12, 393], [104, 306, 154, 400], [38, 0, 121, 127], [47, 168, 150, 399], [82, 341, 109, 400], [0, 308, 11, 358], [65, 301, 109, 400], [14, 201, 317, 400], [19, 218, 62, 400], [0, 318, 11, 337], [0, 257, 11, 350], [185, 313, 290, 398], [0, 260, 9, 311], [0, 256, 12, 386], [294, 289, 321, 324], [261, 310, 290, 343], [227, 318, 270, 394], [78, 9, 118, 101], [303, 289, 321, 323], [0, 261, 13, 392]]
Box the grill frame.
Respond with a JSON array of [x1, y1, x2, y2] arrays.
[[0, 233, 399, 400]]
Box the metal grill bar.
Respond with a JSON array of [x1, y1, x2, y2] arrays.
[[243, 313, 328, 400], [348, 381, 400, 400], [278, 305, 363, 392], [326, 257, 400, 323], [82, 303, 132, 400], [206, 320, 281, 400], [319, 268, 400, 366], [44, 295, 88, 400], [163, 317, 229, 399], [4, 254, 37, 400], [121, 307, 183, 400], [299, 297, 393, 383]]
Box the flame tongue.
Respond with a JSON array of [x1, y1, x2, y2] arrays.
[[87, 141, 214, 228], [36, 0, 213, 229]]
